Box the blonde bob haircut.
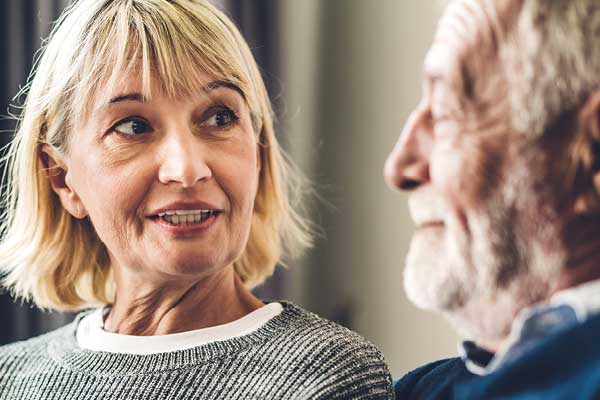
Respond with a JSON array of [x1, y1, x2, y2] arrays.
[[0, 0, 312, 310]]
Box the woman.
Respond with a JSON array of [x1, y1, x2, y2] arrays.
[[0, 0, 393, 399]]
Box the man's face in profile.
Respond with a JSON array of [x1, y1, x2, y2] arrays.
[[384, 0, 565, 340]]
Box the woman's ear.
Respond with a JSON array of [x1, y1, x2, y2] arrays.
[[256, 143, 262, 173], [40, 145, 88, 219]]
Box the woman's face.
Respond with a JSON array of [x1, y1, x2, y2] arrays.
[[55, 71, 260, 284]]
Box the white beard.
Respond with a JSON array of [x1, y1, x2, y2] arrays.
[[403, 151, 566, 343]]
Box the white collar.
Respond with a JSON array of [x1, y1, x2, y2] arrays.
[[76, 302, 283, 355]]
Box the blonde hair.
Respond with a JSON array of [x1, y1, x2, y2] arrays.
[[0, 0, 312, 310]]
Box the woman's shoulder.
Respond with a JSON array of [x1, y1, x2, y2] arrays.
[[269, 301, 394, 399], [278, 301, 384, 351], [0, 320, 75, 373]]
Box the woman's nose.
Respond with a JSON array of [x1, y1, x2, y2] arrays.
[[157, 128, 212, 188], [384, 107, 432, 191]]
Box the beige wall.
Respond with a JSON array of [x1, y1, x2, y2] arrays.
[[279, 0, 458, 378]]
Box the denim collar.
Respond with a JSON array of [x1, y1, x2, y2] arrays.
[[459, 279, 600, 375]]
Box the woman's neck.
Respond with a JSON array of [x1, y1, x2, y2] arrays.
[[104, 267, 263, 335]]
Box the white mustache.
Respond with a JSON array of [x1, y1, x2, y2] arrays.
[[408, 188, 447, 227]]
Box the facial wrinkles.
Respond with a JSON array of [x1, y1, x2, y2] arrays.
[[93, 116, 154, 228], [70, 123, 143, 240], [431, 10, 511, 178], [427, 4, 474, 124], [465, 4, 512, 132], [433, 1, 514, 235]]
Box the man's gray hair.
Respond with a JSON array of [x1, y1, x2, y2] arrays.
[[504, 0, 600, 136]]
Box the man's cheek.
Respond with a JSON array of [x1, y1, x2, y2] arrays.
[[430, 144, 467, 194]]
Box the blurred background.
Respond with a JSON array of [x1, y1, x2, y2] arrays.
[[0, 0, 456, 377]]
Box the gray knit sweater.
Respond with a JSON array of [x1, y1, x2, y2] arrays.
[[0, 302, 394, 399]]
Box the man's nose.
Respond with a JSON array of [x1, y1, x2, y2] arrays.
[[384, 107, 431, 191], [157, 128, 212, 188]]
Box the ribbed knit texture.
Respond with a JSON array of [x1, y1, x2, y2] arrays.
[[0, 302, 394, 399]]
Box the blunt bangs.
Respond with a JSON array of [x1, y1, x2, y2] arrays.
[[71, 0, 255, 129]]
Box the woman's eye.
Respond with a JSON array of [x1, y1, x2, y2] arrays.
[[202, 108, 239, 128], [113, 118, 153, 135]]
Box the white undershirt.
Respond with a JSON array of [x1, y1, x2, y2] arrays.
[[76, 302, 283, 354]]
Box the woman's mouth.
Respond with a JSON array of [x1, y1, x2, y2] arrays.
[[156, 210, 219, 225], [148, 209, 222, 234]]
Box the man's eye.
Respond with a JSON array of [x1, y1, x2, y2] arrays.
[[113, 118, 153, 135], [430, 107, 452, 125], [202, 108, 239, 128], [432, 114, 451, 124]]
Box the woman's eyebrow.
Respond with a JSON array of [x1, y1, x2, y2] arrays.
[[104, 80, 245, 108], [205, 80, 244, 98], [108, 93, 147, 105]]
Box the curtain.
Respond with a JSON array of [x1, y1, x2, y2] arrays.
[[0, 0, 284, 345], [0, 0, 74, 346]]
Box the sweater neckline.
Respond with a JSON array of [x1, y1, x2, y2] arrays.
[[48, 301, 305, 376], [76, 302, 284, 354]]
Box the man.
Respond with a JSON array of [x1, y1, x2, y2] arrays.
[[384, 0, 600, 398]]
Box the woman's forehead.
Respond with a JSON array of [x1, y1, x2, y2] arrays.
[[98, 67, 207, 99], [88, 65, 244, 113]]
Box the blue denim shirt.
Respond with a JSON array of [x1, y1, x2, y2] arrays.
[[459, 279, 600, 375]]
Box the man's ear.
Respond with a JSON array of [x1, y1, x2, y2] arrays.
[[572, 91, 600, 213], [577, 91, 600, 176], [40, 145, 88, 219], [578, 90, 600, 142]]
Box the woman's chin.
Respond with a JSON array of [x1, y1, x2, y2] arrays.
[[156, 252, 234, 278]]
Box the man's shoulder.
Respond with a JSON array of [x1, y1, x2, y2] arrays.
[[496, 310, 600, 375], [392, 313, 600, 400], [394, 357, 470, 400], [473, 311, 600, 398]]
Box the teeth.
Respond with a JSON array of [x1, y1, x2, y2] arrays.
[[174, 210, 203, 216], [159, 210, 216, 225], [157, 209, 212, 217]]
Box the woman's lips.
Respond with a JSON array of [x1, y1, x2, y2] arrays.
[[149, 212, 220, 236]]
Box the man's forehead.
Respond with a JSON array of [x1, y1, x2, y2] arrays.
[[424, 0, 502, 82], [424, 44, 457, 83]]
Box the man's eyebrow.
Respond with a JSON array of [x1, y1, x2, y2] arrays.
[[106, 80, 245, 107], [424, 62, 474, 101], [423, 57, 448, 85], [426, 73, 445, 85]]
